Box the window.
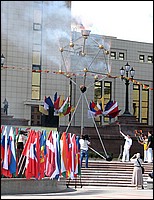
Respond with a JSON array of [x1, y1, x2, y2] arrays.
[[33, 23, 41, 31], [94, 81, 102, 126], [119, 52, 124, 60], [147, 56, 153, 63], [139, 55, 144, 62], [32, 51, 41, 65], [141, 85, 149, 124], [110, 51, 116, 59], [133, 84, 140, 121], [32, 65, 41, 100]]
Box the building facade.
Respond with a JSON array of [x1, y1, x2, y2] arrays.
[[1, 1, 153, 130]]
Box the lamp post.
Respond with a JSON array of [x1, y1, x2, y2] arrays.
[[1, 53, 5, 66], [120, 62, 135, 115]]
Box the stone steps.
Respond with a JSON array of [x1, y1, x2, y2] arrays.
[[65, 160, 153, 188]]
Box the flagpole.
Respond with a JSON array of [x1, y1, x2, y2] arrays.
[[65, 94, 82, 134], [84, 93, 108, 158]]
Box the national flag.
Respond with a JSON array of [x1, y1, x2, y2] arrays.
[[45, 131, 56, 177], [58, 97, 69, 113], [1, 126, 12, 177], [103, 100, 121, 118], [71, 134, 77, 179], [88, 101, 102, 118], [39, 105, 48, 115], [45, 96, 54, 108], [39, 130, 47, 180], [50, 131, 60, 180], [75, 135, 81, 176], [7, 127, 16, 175], [59, 105, 72, 117], [25, 130, 40, 179], [66, 133, 72, 178], [53, 92, 58, 103], [44, 96, 49, 110], [54, 96, 60, 110], [59, 95, 65, 108], [60, 132, 67, 177], [18, 129, 35, 176]]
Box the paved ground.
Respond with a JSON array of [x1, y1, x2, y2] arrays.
[[1, 186, 153, 199]]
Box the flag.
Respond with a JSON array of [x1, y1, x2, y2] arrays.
[[58, 97, 69, 113], [54, 96, 60, 110], [39, 105, 48, 115], [39, 130, 47, 180], [1, 126, 12, 177], [103, 100, 121, 118], [71, 134, 77, 179], [25, 130, 40, 179], [60, 132, 67, 177], [7, 127, 16, 175], [59, 95, 65, 108], [88, 101, 102, 118], [66, 133, 72, 178], [50, 131, 60, 180], [44, 96, 49, 110], [53, 92, 58, 103], [45, 96, 54, 108], [45, 131, 56, 177], [75, 135, 81, 176]]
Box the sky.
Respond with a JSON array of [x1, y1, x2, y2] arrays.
[[71, 1, 153, 43]]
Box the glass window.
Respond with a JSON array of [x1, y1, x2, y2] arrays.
[[94, 81, 102, 126], [133, 84, 140, 121], [139, 55, 144, 62], [32, 65, 41, 100], [119, 52, 124, 60], [110, 51, 116, 59], [141, 86, 149, 124], [32, 51, 40, 65], [147, 56, 153, 63], [33, 23, 41, 31], [32, 72, 40, 85], [32, 86, 40, 100]]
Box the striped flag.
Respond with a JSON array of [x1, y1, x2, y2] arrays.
[[103, 100, 121, 118]]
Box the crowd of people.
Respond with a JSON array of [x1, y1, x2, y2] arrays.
[[134, 129, 153, 163], [119, 128, 153, 189]]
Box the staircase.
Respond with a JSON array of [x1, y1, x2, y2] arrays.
[[66, 159, 153, 188]]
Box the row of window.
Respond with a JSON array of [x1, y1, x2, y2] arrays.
[[110, 51, 153, 63], [94, 81, 149, 125]]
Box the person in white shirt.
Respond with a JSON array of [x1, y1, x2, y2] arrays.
[[79, 134, 90, 168], [120, 130, 132, 162]]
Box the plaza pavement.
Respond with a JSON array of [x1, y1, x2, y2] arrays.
[[1, 185, 153, 199]]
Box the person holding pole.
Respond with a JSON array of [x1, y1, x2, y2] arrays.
[[120, 129, 132, 162]]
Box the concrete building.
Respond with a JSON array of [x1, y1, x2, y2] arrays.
[[1, 1, 153, 130]]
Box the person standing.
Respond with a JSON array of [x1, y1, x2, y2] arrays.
[[79, 134, 90, 168], [146, 131, 153, 163], [120, 130, 132, 162], [137, 134, 148, 163], [130, 152, 144, 189]]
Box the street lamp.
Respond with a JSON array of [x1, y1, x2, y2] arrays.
[[1, 54, 5, 66], [120, 62, 135, 115]]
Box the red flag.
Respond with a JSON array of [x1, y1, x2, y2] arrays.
[[45, 131, 56, 177]]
